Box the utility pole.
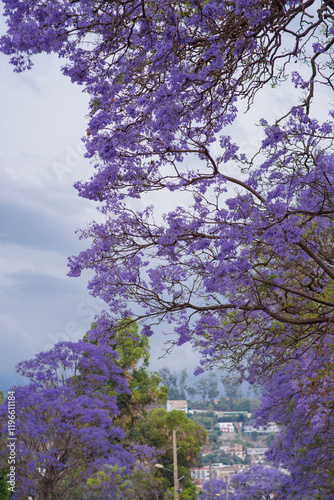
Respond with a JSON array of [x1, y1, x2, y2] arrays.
[[225, 475, 229, 500], [172, 429, 179, 500], [209, 461, 212, 500]]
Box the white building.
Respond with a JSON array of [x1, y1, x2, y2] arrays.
[[247, 448, 268, 456], [217, 422, 235, 432], [166, 400, 188, 413], [190, 467, 216, 483], [243, 422, 279, 434], [246, 447, 269, 463]]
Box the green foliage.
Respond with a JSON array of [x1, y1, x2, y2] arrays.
[[85, 463, 172, 500], [85, 465, 130, 499], [87, 319, 167, 434], [213, 398, 231, 411], [134, 408, 207, 491], [180, 480, 198, 500], [89, 97, 100, 116], [0, 473, 9, 500], [185, 385, 197, 402], [138, 408, 207, 465], [221, 375, 242, 402], [159, 369, 220, 403], [190, 411, 218, 428], [201, 416, 216, 430], [195, 374, 219, 402], [250, 431, 258, 442], [210, 395, 260, 414], [108, 319, 150, 370], [159, 368, 189, 400], [216, 414, 243, 422], [202, 451, 244, 466], [83, 320, 170, 498]]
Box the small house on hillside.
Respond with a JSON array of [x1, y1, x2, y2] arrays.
[[246, 447, 269, 463], [219, 443, 244, 458], [166, 400, 188, 413], [243, 421, 279, 434], [217, 422, 235, 432]]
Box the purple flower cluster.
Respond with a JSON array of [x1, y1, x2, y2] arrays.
[[256, 339, 334, 498], [0, 341, 135, 498]]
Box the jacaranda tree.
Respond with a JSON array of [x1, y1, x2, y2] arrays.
[[0, 341, 137, 499], [199, 468, 289, 500], [256, 341, 334, 499], [2, 1, 334, 497], [198, 478, 227, 500], [230, 465, 291, 500]]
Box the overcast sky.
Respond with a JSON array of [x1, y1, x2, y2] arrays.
[[0, 49, 206, 392]]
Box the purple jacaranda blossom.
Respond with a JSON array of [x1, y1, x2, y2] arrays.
[[2, 3, 334, 497], [256, 338, 334, 498], [0, 341, 137, 499]]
